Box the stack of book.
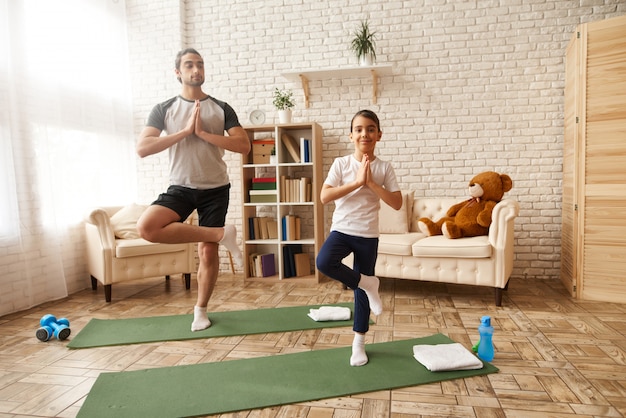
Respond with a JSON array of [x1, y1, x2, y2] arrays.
[[248, 253, 276, 277], [248, 216, 278, 240], [281, 214, 301, 241], [249, 177, 277, 203], [300, 137, 311, 163], [279, 176, 311, 203], [281, 134, 312, 163], [282, 245, 311, 278]]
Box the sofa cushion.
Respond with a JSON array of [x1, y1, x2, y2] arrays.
[[379, 190, 414, 234], [110, 203, 148, 239], [115, 239, 188, 258], [412, 235, 492, 258], [378, 232, 425, 256], [409, 198, 458, 233]]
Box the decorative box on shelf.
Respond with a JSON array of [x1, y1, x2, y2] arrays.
[[251, 139, 275, 164]]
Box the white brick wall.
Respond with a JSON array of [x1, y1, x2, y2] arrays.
[[126, 0, 626, 280]]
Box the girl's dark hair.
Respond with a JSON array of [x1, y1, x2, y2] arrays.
[[175, 48, 201, 70], [350, 109, 381, 132]]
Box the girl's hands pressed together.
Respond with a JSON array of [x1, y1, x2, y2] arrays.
[[356, 153, 370, 188]]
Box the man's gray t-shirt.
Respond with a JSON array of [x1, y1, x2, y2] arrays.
[[147, 95, 241, 189]]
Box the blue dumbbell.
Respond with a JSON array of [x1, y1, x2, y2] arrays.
[[36, 314, 71, 341]]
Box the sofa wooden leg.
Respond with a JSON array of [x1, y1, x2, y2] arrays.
[[495, 288, 503, 307], [184, 273, 191, 289], [104, 285, 112, 302], [91, 275, 98, 290]]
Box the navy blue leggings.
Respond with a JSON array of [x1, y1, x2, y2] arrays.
[[316, 231, 378, 333]]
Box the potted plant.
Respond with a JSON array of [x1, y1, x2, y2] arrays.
[[269, 146, 277, 164], [272, 88, 295, 124], [350, 20, 377, 66]]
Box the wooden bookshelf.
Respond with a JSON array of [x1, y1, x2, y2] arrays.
[[241, 122, 323, 282]]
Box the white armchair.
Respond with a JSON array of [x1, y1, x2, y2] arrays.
[[84, 205, 196, 302]]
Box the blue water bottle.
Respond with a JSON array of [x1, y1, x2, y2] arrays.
[[477, 315, 495, 361]]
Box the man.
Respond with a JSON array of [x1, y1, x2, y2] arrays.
[[136, 48, 250, 331]]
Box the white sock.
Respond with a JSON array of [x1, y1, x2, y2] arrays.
[[191, 305, 211, 331], [350, 333, 368, 366], [219, 225, 243, 267], [358, 274, 383, 315]]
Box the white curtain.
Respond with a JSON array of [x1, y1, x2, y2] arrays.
[[0, 0, 136, 315]]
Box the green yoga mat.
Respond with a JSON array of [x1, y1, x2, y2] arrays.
[[68, 303, 367, 349], [77, 333, 498, 418]]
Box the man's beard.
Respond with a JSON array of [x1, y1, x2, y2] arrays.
[[187, 78, 204, 87]]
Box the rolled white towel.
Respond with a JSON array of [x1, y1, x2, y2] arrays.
[[413, 342, 484, 371], [307, 306, 351, 321]]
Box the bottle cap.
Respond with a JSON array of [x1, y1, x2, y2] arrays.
[[481, 315, 491, 326]]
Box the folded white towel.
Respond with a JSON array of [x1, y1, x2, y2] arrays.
[[307, 306, 351, 321], [413, 343, 484, 371]]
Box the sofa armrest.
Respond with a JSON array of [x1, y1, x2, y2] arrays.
[[85, 207, 120, 282], [488, 199, 520, 287], [85, 207, 117, 251], [488, 199, 519, 247]]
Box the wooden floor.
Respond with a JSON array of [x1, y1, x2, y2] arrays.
[[0, 273, 625, 418]]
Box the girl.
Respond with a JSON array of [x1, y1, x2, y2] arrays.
[[316, 109, 402, 366]]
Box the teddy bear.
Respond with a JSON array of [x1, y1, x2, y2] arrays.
[[417, 171, 513, 239]]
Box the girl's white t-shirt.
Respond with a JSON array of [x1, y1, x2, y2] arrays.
[[324, 155, 400, 238]]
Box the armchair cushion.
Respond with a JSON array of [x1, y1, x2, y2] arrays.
[[110, 203, 147, 239], [115, 239, 191, 258]]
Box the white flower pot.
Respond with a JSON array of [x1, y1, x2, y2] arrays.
[[359, 54, 374, 66], [278, 109, 292, 124]]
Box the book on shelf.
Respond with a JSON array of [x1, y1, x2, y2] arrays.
[[266, 219, 278, 239], [281, 214, 301, 241], [299, 137, 311, 163], [293, 253, 311, 277], [260, 253, 276, 277], [281, 133, 300, 163], [282, 244, 303, 278], [248, 217, 255, 240], [248, 216, 278, 240], [299, 177, 311, 202], [258, 217, 269, 239], [279, 176, 312, 203], [249, 253, 276, 277]]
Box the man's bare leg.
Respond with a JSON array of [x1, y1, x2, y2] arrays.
[[191, 242, 219, 331], [137, 205, 242, 266]]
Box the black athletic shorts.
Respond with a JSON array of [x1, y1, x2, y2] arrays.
[[152, 184, 230, 227]]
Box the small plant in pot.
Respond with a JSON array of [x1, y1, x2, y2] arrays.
[[272, 88, 295, 124], [350, 20, 377, 66], [269, 146, 277, 164]]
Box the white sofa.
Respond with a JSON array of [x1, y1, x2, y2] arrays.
[[346, 192, 520, 306]]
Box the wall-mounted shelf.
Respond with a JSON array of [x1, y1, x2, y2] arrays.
[[281, 65, 393, 108]]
